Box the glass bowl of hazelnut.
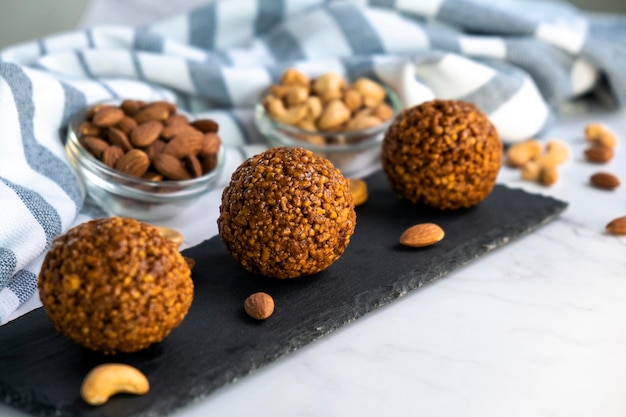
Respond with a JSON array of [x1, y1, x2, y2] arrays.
[[255, 68, 403, 177], [65, 99, 225, 221]]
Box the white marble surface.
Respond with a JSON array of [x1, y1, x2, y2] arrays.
[[3, 105, 626, 417]]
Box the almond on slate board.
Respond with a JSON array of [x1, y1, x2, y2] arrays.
[[399, 223, 445, 248]]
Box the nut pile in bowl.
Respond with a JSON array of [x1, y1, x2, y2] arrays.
[[65, 99, 225, 221], [255, 68, 402, 176]]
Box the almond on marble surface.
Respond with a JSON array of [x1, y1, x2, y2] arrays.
[[590, 172, 620, 190], [584, 144, 614, 163], [606, 216, 626, 235]]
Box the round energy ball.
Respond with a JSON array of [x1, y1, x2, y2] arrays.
[[38, 217, 193, 354], [218, 147, 356, 279], [381, 99, 502, 210]]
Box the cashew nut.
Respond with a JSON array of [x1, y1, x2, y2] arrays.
[[312, 72, 345, 97], [154, 225, 184, 249], [281, 68, 310, 87], [352, 77, 386, 104], [317, 99, 351, 130], [81, 363, 150, 406]]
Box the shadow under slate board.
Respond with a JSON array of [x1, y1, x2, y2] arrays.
[[0, 170, 567, 417]]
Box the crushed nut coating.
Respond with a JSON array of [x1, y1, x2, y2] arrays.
[[218, 147, 356, 278], [381, 100, 502, 209], [38, 217, 193, 354]]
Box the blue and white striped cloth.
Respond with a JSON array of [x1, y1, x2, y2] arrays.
[[1, 0, 625, 324]]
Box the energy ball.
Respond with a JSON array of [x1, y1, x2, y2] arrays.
[[38, 217, 193, 354], [381, 99, 502, 209], [218, 147, 356, 278]]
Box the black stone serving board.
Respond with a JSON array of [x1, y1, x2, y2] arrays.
[[0, 170, 567, 417]]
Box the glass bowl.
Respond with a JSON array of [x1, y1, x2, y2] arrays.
[[255, 84, 402, 177], [65, 101, 225, 221]]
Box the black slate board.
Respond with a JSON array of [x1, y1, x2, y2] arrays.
[[0, 171, 567, 417]]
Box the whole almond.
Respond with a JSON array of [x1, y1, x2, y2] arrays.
[[114, 149, 150, 178], [142, 172, 163, 182], [92, 107, 125, 127], [161, 123, 199, 140], [150, 100, 177, 115], [77, 121, 101, 137], [107, 127, 133, 152], [120, 99, 143, 116], [399, 223, 445, 248], [163, 131, 204, 159], [152, 153, 192, 180], [606, 216, 626, 235], [200, 153, 218, 174], [101, 146, 124, 168], [201, 133, 221, 155], [86, 104, 116, 120], [244, 292, 274, 320], [144, 139, 167, 161], [165, 114, 189, 126], [133, 103, 170, 124], [82, 136, 109, 158], [585, 145, 613, 163], [373, 102, 394, 121], [92, 107, 124, 127], [191, 119, 219, 133], [130, 121, 163, 148], [590, 172, 620, 190], [116, 116, 138, 136], [184, 155, 203, 178]]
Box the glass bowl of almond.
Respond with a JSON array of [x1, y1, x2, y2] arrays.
[[65, 99, 225, 221], [255, 68, 402, 177]]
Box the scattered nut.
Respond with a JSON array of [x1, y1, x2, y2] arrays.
[[540, 140, 569, 167], [399, 223, 445, 248], [506, 140, 542, 168], [81, 363, 149, 406], [77, 100, 221, 181], [349, 178, 368, 206], [183, 256, 195, 269], [507, 138, 569, 187], [154, 225, 184, 248], [539, 165, 558, 186], [590, 172, 620, 190], [244, 292, 275, 320], [606, 216, 626, 235], [584, 144, 614, 163], [585, 122, 618, 148]]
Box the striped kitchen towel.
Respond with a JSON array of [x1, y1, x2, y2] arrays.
[[1, 0, 625, 323]]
